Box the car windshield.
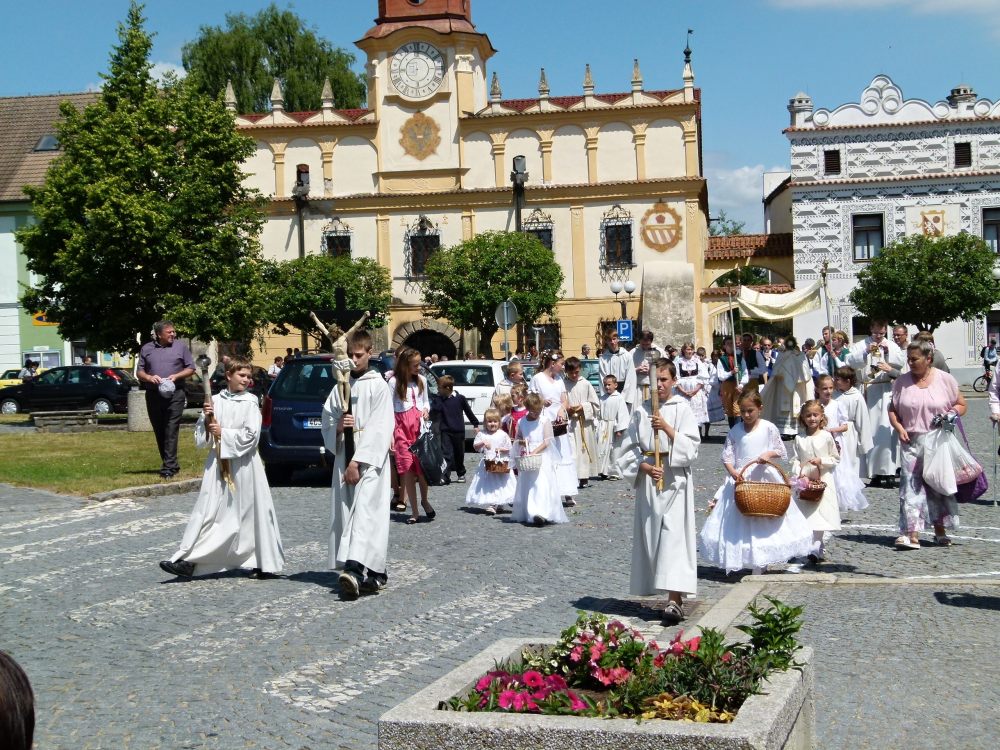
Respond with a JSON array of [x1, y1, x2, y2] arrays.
[[2, 369, 19, 379], [36, 369, 66, 385], [271, 361, 335, 403], [434, 365, 494, 387]]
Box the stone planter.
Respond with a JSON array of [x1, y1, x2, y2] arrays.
[[379, 639, 814, 750]]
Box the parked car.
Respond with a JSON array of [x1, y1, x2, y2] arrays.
[[0, 366, 138, 415], [182, 366, 271, 408], [0, 369, 24, 389], [259, 353, 437, 483], [429, 360, 510, 439]]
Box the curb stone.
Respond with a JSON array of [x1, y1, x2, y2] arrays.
[[89, 478, 200, 502]]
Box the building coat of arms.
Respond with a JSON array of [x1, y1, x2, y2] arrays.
[[919, 209, 945, 236], [399, 112, 441, 161], [639, 201, 683, 251]]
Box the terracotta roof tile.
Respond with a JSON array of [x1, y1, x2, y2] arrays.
[[701, 283, 793, 299], [0, 92, 97, 202], [706, 233, 793, 260], [475, 88, 697, 117], [790, 169, 1000, 188]]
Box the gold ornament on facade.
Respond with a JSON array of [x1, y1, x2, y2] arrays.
[[399, 112, 441, 161], [640, 201, 683, 251], [919, 209, 945, 236]]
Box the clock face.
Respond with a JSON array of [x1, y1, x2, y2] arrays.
[[389, 42, 445, 99]]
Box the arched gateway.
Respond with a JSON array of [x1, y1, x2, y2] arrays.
[[392, 319, 460, 360]]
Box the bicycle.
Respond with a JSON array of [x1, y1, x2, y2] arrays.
[[973, 366, 994, 393]]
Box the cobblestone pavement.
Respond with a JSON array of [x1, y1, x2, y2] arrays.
[[2, 399, 999, 749]]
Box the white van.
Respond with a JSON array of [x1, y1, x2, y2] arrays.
[[429, 360, 510, 440]]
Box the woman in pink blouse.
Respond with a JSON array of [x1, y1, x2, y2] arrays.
[[887, 340, 966, 549]]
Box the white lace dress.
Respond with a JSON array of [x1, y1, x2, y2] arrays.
[[699, 419, 814, 573], [512, 415, 569, 525], [675, 356, 709, 425], [529, 372, 578, 498], [465, 430, 516, 508]]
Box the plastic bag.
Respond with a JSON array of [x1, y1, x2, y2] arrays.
[[409, 423, 448, 486], [922, 427, 982, 496], [955, 416, 987, 502]]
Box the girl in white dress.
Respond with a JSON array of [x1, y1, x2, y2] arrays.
[[699, 392, 814, 575], [675, 343, 710, 437], [790, 400, 842, 563], [465, 408, 516, 515], [528, 351, 579, 505], [704, 348, 726, 426], [512, 394, 569, 526], [816, 375, 868, 513], [833, 366, 874, 491]]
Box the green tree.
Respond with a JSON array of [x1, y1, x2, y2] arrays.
[[714, 266, 770, 287], [849, 232, 1000, 333], [422, 231, 564, 358], [266, 255, 391, 350], [182, 4, 366, 112], [17, 2, 269, 354], [709, 210, 746, 237]]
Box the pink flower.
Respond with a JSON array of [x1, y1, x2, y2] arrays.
[[589, 641, 606, 662], [593, 665, 631, 686], [568, 691, 588, 712], [512, 692, 538, 712], [721, 651, 732, 663], [521, 671, 545, 689], [545, 674, 568, 690], [498, 690, 518, 710], [685, 636, 701, 652], [653, 651, 667, 668], [569, 645, 585, 663]]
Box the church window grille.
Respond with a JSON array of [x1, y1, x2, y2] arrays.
[[823, 149, 841, 175], [406, 215, 441, 277], [984, 208, 1000, 254], [955, 142, 973, 169], [600, 205, 635, 269], [852, 213, 883, 262], [321, 217, 352, 259], [522, 208, 554, 251]]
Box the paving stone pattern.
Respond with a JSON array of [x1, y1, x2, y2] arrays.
[[2, 400, 999, 749]]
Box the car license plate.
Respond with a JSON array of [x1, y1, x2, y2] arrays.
[[304, 417, 322, 429]]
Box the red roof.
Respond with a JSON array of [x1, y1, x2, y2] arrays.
[[701, 284, 793, 299], [706, 233, 793, 260], [476, 89, 696, 117]]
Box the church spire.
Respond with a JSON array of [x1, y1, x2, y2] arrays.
[[269, 78, 285, 112]]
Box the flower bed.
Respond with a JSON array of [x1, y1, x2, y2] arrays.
[[379, 597, 815, 750]]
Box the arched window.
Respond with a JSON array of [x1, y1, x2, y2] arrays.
[[406, 215, 441, 277], [600, 204, 634, 269], [522, 208, 554, 251], [321, 217, 352, 259]]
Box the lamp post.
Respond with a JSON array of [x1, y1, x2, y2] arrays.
[[609, 280, 637, 319], [511, 155, 527, 232], [291, 167, 310, 350]]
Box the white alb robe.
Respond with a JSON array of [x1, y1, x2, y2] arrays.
[[846, 337, 904, 477], [170, 390, 284, 574], [760, 350, 814, 435], [597, 391, 630, 477], [600, 348, 637, 408], [618, 396, 701, 597], [321, 369, 394, 575], [566, 376, 600, 479]]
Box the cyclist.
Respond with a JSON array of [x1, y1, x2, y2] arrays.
[[982, 339, 998, 379]]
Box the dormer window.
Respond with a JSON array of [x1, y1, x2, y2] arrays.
[[955, 142, 972, 169], [33, 134, 59, 152]]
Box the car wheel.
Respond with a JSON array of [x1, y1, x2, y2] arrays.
[[0, 398, 19, 415], [93, 398, 112, 415], [264, 464, 293, 485]]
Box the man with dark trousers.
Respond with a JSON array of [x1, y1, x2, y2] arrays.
[[137, 321, 195, 479], [429, 375, 479, 484]]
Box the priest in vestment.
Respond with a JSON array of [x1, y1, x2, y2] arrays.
[[760, 336, 814, 436], [845, 321, 903, 484], [564, 357, 601, 487], [618, 360, 701, 624], [321, 332, 394, 598]]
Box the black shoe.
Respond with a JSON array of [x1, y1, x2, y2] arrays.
[[338, 571, 360, 600], [359, 576, 385, 594], [662, 601, 684, 625], [248, 568, 279, 580], [159, 559, 195, 578], [532, 515, 546, 527], [160, 468, 178, 479]]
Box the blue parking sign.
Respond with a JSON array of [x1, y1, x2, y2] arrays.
[[616, 319, 633, 342]]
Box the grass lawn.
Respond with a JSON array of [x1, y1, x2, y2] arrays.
[[0, 427, 206, 496]]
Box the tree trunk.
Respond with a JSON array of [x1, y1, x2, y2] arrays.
[[478, 323, 500, 359]]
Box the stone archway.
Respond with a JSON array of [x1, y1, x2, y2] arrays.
[[392, 318, 461, 359]]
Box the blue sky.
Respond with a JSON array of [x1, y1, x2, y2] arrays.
[[3, 0, 998, 231]]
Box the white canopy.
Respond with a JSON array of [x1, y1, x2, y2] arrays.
[[736, 281, 821, 321]]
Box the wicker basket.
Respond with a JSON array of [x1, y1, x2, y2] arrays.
[[516, 453, 543, 472], [797, 479, 826, 501], [734, 459, 792, 518], [484, 459, 511, 474]]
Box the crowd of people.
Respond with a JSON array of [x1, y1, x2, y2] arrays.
[[151, 318, 981, 628]]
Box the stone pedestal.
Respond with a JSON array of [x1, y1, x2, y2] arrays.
[[127, 389, 152, 432], [638, 261, 695, 346]]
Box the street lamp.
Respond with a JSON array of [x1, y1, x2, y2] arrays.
[[291, 165, 310, 350], [511, 155, 527, 232], [610, 280, 637, 319]]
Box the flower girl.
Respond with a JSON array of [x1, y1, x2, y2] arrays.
[[790, 400, 842, 563], [816, 374, 868, 513], [833, 366, 874, 493], [465, 408, 516, 516], [699, 392, 813, 575], [512, 393, 569, 526]]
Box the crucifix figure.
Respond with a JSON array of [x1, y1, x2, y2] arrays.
[[310, 288, 370, 463]]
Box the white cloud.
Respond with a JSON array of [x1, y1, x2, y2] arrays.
[[150, 61, 186, 83], [704, 159, 787, 233]]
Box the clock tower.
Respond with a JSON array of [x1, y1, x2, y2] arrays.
[[357, 0, 495, 192]]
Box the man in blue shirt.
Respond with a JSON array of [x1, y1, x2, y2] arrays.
[[137, 321, 195, 479]]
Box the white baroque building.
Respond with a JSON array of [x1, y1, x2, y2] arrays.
[[766, 74, 1000, 382]]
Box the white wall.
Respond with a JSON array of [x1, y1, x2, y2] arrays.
[[463, 131, 494, 188], [551, 125, 587, 185], [644, 119, 684, 179], [597, 122, 636, 182]]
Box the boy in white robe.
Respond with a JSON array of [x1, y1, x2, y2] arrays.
[[599, 331, 637, 411], [160, 358, 284, 579], [597, 374, 630, 480], [564, 357, 601, 487], [618, 359, 700, 624], [321, 330, 394, 600]]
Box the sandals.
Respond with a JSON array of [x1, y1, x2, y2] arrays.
[[406, 516, 419, 525], [421, 502, 436, 520], [662, 602, 684, 625], [934, 535, 953, 547], [894, 536, 920, 550]]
